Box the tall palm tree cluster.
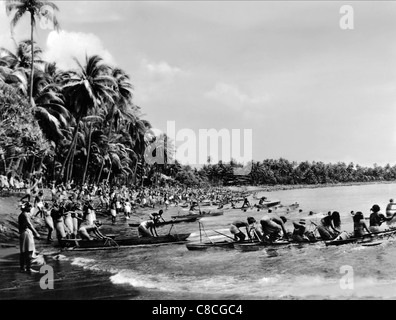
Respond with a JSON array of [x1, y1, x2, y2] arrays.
[[0, 38, 162, 185], [0, 0, 179, 186]]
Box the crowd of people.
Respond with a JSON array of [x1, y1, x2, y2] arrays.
[[16, 176, 250, 243], [14, 174, 396, 274]]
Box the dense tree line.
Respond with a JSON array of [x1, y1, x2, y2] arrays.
[[194, 159, 396, 186]]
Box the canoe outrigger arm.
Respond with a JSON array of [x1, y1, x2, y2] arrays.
[[198, 221, 215, 244]]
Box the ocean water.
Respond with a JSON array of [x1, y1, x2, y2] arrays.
[[3, 183, 396, 299]]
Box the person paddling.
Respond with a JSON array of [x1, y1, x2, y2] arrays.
[[369, 204, 396, 233], [138, 219, 157, 237], [149, 209, 165, 225], [78, 220, 107, 240], [259, 215, 289, 242], [229, 217, 256, 242], [316, 212, 340, 240], [353, 212, 371, 237]]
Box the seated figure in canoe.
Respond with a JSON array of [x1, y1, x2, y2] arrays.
[[258, 215, 289, 242], [149, 209, 165, 226], [353, 212, 371, 237], [291, 219, 316, 242], [78, 220, 107, 241], [330, 211, 372, 242], [138, 219, 158, 237], [316, 211, 341, 240], [369, 204, 396, 233], [229, 217, 256, 242]]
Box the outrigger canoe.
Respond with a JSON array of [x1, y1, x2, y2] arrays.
[[233, 228, 396, 249], [253, 200, 281, 209], [128, 216, 198, 227], [325, 228, 396, 247], [171, 210, 224, 219], [59, 233, 191, 249], [186, 240, 236, 251], [272, 203, 299, 211]]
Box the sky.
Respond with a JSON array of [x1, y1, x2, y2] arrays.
[[1, 1, 396, 167]]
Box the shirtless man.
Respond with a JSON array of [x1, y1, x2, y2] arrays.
[[138, 220, 157, 237], [78, 220, 106, 240], [229, 217, 256, 242], [149, 209, 165, 225], [369, 204, 396, 232], [260, 215, 289, 242]]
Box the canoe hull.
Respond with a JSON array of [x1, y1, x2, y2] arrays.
[[186, 241, 235, 251], [60, 233, 191, 249], [171, 211, 224, 219], [325, 228, 396, 247], [129, 217, 198, 227]]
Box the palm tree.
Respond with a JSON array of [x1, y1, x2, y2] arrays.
[[95, 67, 134, 183], [60, 55, 116, 180], [0, 40, 42, 94], [6, 0, 60, 105], [80, 115, 104, 185]]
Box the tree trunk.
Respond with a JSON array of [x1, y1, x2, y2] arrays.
[[133, 158, 139, 185], [96, 121, 113, 184], [38, 157, 44, 174], [60, 117, 80, 179], [69, 142, 77, 182], [7, 154, 14, 172], [97, 159, 105, 185], [2, 158, 6, 176], [30, 155, 35, 176], [29, 12, 34, 106], [82, 123, 93, 185], [52, 155, 56, 182], [106, 164, 112, 184]]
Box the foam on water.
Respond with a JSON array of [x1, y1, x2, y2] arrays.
[[109, 269, 396, 299], [64, 251, 396, 299]]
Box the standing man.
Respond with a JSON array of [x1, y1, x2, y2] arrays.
[[18, 202, 41, 274]]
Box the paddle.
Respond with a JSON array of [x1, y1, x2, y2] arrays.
[[212, 230, 235, 241], [104, 236, 119, 248]]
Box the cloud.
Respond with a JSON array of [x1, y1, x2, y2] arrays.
[[0, 3, 30, 51], [204, 82, 270, 110], [59, 2, 123, 24], [135, 59, 187, 104], [142, 59, 184, 79], [43, 30, 115, 70]]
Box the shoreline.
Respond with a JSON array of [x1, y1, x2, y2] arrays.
[[228, 180, 396, 193]]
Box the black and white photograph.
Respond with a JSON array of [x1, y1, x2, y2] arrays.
[[1, 0, 396, 305]]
